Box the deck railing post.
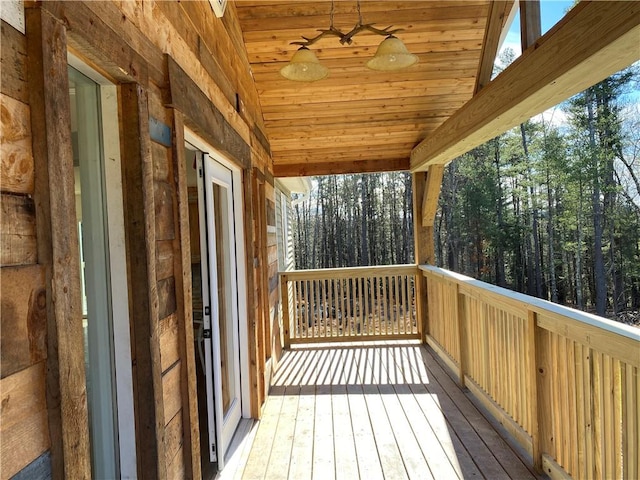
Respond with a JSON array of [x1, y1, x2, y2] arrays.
[[281, 274, 291, 348], [529, 309, 544, 472], [456, 285, 467, 388]]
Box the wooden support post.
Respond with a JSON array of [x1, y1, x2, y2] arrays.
[[414, 166, 445, 341], [412, 172, 429, 340], [281, 274, 291, 349], [527, 310, 541, 471], [171, 110, 201, 480], [534, 312, 552, 473], [119, 83, 167, 480], [243, 168, 261, 419], [26, 7, 92, 479], [456, 286, 468, 388], [520, 0, 542, 51]]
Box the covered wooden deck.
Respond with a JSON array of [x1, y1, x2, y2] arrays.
[[224, 342, 540, 480]]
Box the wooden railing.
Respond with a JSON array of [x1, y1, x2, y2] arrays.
[[422, 265, 640, 480], [280, 265, 419, 345]]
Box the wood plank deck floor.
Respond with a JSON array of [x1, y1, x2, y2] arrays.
[[227, 341, 541, 480]]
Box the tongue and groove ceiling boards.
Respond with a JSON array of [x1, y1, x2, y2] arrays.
[[235, 1, 506, 177]]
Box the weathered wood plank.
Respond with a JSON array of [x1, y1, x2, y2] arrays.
[[159, 313, 180, 374], [156, 240, 174, 281], [0, 194, 37, 266], [40, 2, 153, 86], [26, 8, 91, 478], [1, 94, 34, 194], [0, 265, 47, 378], [0, 362, 50, 479], [171, 109, 201, 479], [154, 181, 176, 241], [162, 362, 182, 426], [119, 82, 166, 480], [166, 56, 250, 170], [411, 1, 640, 170], [242, 168, 261, 418], [164, 411, 184, 473], [157, 276, 177, 321], [166, 445, 186, 480], [152, 141, 171, 182], [1, 20, 29, 103]]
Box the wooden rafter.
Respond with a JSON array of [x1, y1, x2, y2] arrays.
[[474, 1, 515, 94], [520, 0, 541, 51], [411, 1, 640, 171]]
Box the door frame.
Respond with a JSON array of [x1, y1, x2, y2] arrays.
[[67, 52, 137, 478], [184, 129, 251, 422]]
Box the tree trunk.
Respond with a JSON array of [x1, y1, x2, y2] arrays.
[[587, 94, 607, 315], [360, 174, 370, 266]]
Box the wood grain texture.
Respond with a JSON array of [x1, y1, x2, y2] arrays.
[[119, 83, 166, 480], [422, 265, 640, 479], [0, 193, 37, 265], [1, 21, 29, 103], [0, 265, 47, 378], [159, 313, 180, 374], [166, 56, 251, 170], [1, 94, 34, 194], [243, 168, 261, 418], [40, 1, 154, 86], [162, 362, 182, 426], [0, 362, 50, 479], [171, 109, 201, 479], [154, 181, 176, 242], [26, 7, 91, 478], [412, 1, 640, 169], [235, 1, 491, 175], [475, 1, 514, 94], [274, 158, 409, 177], [157, 276, 178, 326]]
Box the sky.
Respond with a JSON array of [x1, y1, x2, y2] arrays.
[[498, 1, 639, 125], [499, 0, 574, 57]]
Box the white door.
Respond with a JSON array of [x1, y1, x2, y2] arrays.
[[197, 153, 242, 469]]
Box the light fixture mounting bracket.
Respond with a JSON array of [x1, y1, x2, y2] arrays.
[[291, 23, 404, 47]]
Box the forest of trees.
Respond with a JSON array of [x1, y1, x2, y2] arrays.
[[292, 67, 640, 321]]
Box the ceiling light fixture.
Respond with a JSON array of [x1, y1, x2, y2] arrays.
[[280, 0, 418, 81]]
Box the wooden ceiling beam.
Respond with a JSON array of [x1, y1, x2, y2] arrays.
[[265, 114, 453, 130], [274, 158, 410, 178], [411, 1, 640, 171], [261, 94, 470, 116], [237, 4, 488, 31], [474, 1, 514, 94]]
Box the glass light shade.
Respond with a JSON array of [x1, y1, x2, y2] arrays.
[[280, 47, 329, 81], [367, 36, 418, 71]]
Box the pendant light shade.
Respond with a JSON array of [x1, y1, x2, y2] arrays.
[[280, 47, 329, 82], [367, 36, 418, 71]]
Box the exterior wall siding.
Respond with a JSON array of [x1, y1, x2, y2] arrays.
[[1, 1, 276, 477]]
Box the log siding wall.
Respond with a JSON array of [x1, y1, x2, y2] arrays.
[[1, 1, 276, 477]]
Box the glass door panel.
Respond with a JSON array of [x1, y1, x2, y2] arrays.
[[198, 153, 242, 470]]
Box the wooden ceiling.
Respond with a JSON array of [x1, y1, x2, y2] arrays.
[[234, 1, 506, 177]]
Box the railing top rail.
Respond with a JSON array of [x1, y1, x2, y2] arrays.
[[421, 265, 640, 342], [281, 264, 418, 281]]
